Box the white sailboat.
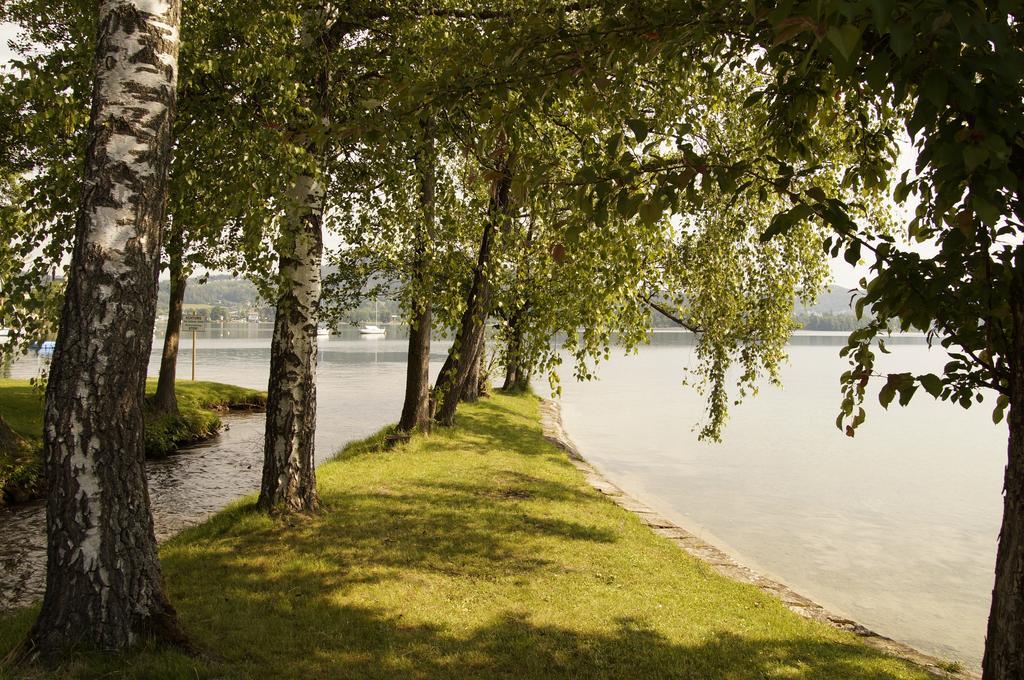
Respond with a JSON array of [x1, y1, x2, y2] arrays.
[[39, 340, 56, 358], [317, 326, 331, 338], [359, 301, 386, 336]]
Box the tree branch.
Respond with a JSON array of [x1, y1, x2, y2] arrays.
[[642, 294, 702, 333]]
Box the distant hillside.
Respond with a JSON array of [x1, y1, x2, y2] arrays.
[[648, 285, 867, 332], [160, 278, 866, 331], [799, 284, 860, 315], [157, 275, 261, 312], [156, 275, 401, 324]]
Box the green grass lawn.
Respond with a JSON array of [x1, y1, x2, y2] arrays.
[[0, 380, 43, 446], [0, 394, 935, 679], [0, 379, 266, 503]]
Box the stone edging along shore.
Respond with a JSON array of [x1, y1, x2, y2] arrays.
[[538, 399, 973, 680]]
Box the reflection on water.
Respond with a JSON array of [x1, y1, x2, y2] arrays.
[[0, 328, 450, 610], [557, 332, 1004, 671]]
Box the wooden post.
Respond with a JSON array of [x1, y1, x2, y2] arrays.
[[182, 312, 203, 381]]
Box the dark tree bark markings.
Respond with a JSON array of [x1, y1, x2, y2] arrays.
[[983, 292, 1024, 680], [258, 187, 322, 515], [22, 0, 188, 662]]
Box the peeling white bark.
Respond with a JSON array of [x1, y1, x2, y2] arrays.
[[87, 0, 180, 268], [259, 172, 323, 513], [32, 0, 185, 657]]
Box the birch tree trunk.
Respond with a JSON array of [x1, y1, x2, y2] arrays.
[[398, 120, 436, 433], [153, 224, 185, 414], [257, 174, 322, 514], [26, 0, 186, 660], [983, 293, 1024, 680]]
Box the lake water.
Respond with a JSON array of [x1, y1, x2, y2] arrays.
[[0, 326, 1004, 671], [557, 331, 1006, 672]]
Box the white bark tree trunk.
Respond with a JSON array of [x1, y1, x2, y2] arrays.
[[258, 173, 323, 513], [27, 0, 187, 660]]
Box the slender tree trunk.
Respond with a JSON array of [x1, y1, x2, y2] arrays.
[[501, 310, 527, 392], [983, 294, 1024, 679], [25, 0, 185, 660], [434, 220, 495, 425], [398, 119, 436, 433], [435, 156, 512, 425], [257, 174, 322, 514], [153, 229, 185, 414], [461, 335, 485, 403], [434, 339, 457, 402], [258, 19, 331, 513], [399, 301, 433, 431]]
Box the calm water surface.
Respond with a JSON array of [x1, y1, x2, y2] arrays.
[[0, 327, 1004, 672], [558, 331, 1005, 671]]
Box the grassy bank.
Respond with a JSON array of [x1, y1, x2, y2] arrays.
[[0, 394, 936, 679], [0, 379, 266, 504]]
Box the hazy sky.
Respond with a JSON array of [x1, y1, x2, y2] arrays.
[[0, 23, 16, 65], [0, 20, 872, 288]]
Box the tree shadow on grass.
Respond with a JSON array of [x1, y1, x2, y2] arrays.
[[178, 470, 617, 593], [147, 477, 927, 679], [160, 559, 926, 680], [439, 399, 560, 459]]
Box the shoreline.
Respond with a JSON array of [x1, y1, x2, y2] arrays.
[[538, 398, 974, 680], [0, 379, 267, 506], [1, 393, 947, 678], [0, 408, 268, 612]]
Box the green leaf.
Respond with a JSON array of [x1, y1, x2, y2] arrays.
[[742, 91, 764, 108], [878, 382, 896, 409], [761, 212, 794, 242], [897, 384, 918, 407], [918, 373, 943, 397], [827, 24, 862, 61], [889, 22, 913, 57], [921, 70, 948, 109], [761, 203, 813, 242], [844, 240, 861, 266], [638, 200, 662, 225], [865, 52, 891, 90], [869, 0, 894, 32], [963, 146, 988, 172], [805, 186, 828, 202], [616, 191, 640, 219], [993, 395, 1009, 424], [605, 132, 623, 157], [626, 118, 648, 143]]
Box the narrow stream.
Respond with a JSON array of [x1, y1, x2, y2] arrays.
[[0, 326, 449, 611], [0, 414, 266, 611]]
